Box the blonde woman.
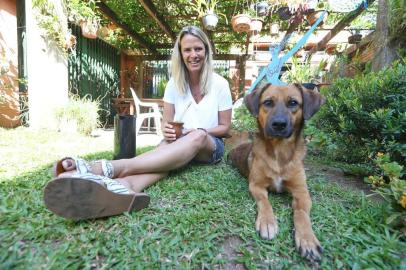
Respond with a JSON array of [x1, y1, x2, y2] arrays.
[[44, 26, 233, 220]]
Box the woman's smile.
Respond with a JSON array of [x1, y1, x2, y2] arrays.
[[180, 34, 206, 74]]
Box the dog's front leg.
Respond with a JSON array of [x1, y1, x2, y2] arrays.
[[287, 181, 323, 261], [249, 179, 278, 240]]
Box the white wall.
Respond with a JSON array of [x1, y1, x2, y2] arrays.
[[25, 0, 68, 129]]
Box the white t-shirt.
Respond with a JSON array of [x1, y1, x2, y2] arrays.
[[163, 73, 232, 130]]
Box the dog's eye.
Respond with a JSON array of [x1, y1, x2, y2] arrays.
[[288, 99, 298, 107], [263, 99, 273, 107]]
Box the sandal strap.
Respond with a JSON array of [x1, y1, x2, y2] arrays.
[[72, 172, 130, 194], [100, 160, 114, 178], [74, 158, 92, 174]]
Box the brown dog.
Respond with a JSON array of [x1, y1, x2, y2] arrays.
[[229, 83, 325, 261]]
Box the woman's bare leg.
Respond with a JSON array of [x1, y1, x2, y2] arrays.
[[116, 172, 168, 193], [58, 129, 215, 179]]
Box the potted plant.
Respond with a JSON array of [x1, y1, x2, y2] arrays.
[[249, 17, 264, 36], [191, 0, 226, 31], [348, 30, 362, 44], [254, 1, 269, 17], [270, 23, 280, 36], [277, 6, 292, 20], [67, 0, 100, 38], [231, 13, 252, 33], [325, 44, 338, 55]]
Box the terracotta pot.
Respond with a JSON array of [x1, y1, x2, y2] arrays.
[[168, 121, 184, 139], [231, 14, 252, 33], [326, 44, 337, 55], [249, 18, 263, 35], [306, 10, 328, 26], [304, 43, 317, 51], [202, 11, 219, 31], [65, 34, 77, 49], [80, 20, 98, 39], [348, 34, 362, 44]]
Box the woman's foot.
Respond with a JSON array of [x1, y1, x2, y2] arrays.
[[44, 172, 150, 220], [54, 157, 110, 178]]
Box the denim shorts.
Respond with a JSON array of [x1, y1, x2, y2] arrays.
[[193, 135, 225, 165]]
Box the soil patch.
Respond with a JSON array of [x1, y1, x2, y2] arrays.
[[304, 160, 383, 202]]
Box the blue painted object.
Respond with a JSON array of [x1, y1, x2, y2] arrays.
[[247, 10, 327, 93]]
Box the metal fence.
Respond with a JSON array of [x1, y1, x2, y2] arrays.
[[142, 60, 232, 99], [68, 24, 120, 125]]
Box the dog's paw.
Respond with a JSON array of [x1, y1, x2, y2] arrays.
[[256, 214, 278, 240], [294, 229, 323, 261]]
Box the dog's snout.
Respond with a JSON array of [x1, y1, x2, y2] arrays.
[[271, 119, 287, 131]]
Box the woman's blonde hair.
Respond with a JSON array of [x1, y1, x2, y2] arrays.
[[170, 25, 214, 95]]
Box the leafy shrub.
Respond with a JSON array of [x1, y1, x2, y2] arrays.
[[231, 103, 257, 132], [313, 60, 406, 166], [365, 153, 405, 227], [55, 94, 100, 136]]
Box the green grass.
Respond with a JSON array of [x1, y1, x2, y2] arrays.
[[0, 127, 404, 269]]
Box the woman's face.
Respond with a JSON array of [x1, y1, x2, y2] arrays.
[[180, 34, 206, 75]]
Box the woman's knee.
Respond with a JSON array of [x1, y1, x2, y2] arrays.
[[185, 129, 208, 149]]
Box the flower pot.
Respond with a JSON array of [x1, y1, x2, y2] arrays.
[[306, 10, 328, 26], [97, 26, 110, 38], [326, 44, 338, 55], [249, 18, 263, 35], [348, 33, 362, 44], [65, 34, 77, 50], [254, 1, 269, 17], [304, 43, 317, 51], [231, 14, 252, 33], [80, 20, 98, 39], [270, 23, 279, 36], [277, 7, 292, 20], [202, 12, 219, 31]]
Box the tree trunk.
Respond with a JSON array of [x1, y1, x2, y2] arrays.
[[372, 0, 403, 71]]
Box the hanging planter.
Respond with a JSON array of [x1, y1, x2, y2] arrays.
[[202, 10, 219, 31], [65, 33, 77, 50], [277, 7, 292, 20], [249, 18, 263, 36], [80, 20, 98, 39], [348, 33, 362, 44], [306, 10, 328, 26], [231, 14, 252, 33], [270, 23, 279, 36], [254, 1, 269, 17], [325, 44, 338, 55]]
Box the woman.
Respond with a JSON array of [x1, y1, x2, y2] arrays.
[[44, 26, 233, 220]]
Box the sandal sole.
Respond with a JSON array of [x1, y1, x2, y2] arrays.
[[44, 177, 150, 220]]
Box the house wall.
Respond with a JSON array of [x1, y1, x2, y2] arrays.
[[0, 0, 20, 128], [25, 0, 68, 129]]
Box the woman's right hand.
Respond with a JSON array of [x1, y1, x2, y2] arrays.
[[163, 122, 177, 142]]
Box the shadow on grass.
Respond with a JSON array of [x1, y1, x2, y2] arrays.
[[0, 150, 404, 269]]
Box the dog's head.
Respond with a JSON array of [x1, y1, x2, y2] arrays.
[[244, 83, 325, 139]]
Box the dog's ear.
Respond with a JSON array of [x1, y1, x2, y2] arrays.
[[244, 83, 270, 116], [295, 83, 326, 120]]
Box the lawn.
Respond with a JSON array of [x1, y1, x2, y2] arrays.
[[0, 127, 404, 269]]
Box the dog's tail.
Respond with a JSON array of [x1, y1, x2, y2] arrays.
[[227, 142, 252, 179]]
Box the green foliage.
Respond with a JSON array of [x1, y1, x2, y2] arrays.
[[388, 0, 406, 40], [282, 57, 326, 84], [1, 127, 405, 269], [231, 103, 257, 132], [313, 59, 406, 165], [54, 94, 100, 136], [154, 79, 167, 98], [66, 0, 99, 23], [365, 153, 405, 227], [32, 0, 69, 56]]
